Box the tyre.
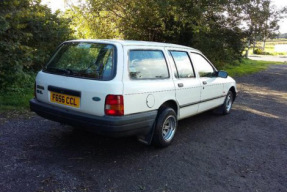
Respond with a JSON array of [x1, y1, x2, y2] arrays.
[[221, 91, 233, 115], [152, 108, 177, 147]]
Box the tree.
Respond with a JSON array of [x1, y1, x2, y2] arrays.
[[278, 33, 287, 39], [0, 0, 72, 90], [260, 2, 286, 50], [71, 0, 246, 67], [239, 0, 286, 54], [63, 1, 122, 39]]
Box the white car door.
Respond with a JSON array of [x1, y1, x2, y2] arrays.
[[122, 46, 176, 115], [166, 49, 202, 120], [189, 52, 226, 113]]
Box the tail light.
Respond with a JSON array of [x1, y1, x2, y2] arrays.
[[105, 95, 124, 116]]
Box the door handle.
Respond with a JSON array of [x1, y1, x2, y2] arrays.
[[202, 81, 207, 85], [178, 83, 184, 87]]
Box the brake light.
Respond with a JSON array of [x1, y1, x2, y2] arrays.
[[105, 95, 124, 116]]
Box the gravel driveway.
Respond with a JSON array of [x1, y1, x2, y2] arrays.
[[249, 55, 287, 62], [1, 65, 287, 192]]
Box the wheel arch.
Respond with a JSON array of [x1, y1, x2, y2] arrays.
[[158, 100, 179, 117]]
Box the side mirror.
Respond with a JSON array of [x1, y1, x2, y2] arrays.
[[218, 70, 228, 78]]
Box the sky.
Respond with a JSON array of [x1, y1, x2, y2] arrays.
[[271, 0, 287, 34], [41, 0, 79, 12], [42, 0, 287, 34]]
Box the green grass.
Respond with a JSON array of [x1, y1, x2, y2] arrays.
[[222, 59, 284, 77], [0, 89, 34, 113]]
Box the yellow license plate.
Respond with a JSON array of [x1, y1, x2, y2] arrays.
[[50, 92, 80, 108]]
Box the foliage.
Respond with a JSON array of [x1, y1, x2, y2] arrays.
[[278, 33, 287, 38], [65, 0, 247, 68], [222, 58, 283, 77], [253, 48, 274, 55], [237, 0, 287, 51], [0, 84, 34, 112], [0, 0, 72, 90], [62, 3, 122, 39], [254, 48, 264, 54]]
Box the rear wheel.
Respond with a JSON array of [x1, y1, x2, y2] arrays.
[[152, 108, 177, 147]]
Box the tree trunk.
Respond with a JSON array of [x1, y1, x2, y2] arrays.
[[245, 39, 250, 58], [253, 38, 256, 53], [263, 37, 266, 51]]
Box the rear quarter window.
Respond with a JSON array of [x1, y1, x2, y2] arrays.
[[128, 50, 169, 79]]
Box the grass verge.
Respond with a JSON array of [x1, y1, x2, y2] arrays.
[[0, 89, 34, 113], [222, 58, 284, 77]]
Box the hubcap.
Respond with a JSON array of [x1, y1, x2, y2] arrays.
[[162, 115, 176, 142], [225, 94, 232, 112]]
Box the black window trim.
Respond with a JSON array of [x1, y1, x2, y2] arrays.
[[128, 49, 170, 80], [169, 50, 196, 79]]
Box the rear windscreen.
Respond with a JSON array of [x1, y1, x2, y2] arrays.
[[43, 42, 116, 80]]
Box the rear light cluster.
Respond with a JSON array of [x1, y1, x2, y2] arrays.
[[105, 95, 124, 116]]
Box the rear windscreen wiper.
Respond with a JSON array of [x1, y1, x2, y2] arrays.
[[45, 67, 74, 75]]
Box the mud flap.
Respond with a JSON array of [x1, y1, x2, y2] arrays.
[[137, 122, 156, 145]]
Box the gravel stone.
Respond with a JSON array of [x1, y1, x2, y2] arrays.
[[0, 65, 286, 192]]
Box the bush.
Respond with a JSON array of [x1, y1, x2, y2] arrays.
[[253, 48, 273, 55], [254, 48, 263, 54], [0, 0, 72, 91]]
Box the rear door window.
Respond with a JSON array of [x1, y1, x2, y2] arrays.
[[129, 50, 169, 79]]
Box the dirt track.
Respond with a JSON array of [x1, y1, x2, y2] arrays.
[[249, 55, 287, 62], [0, 65, 287, 192]]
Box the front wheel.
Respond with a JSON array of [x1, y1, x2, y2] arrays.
[[152, 108, 177, 147], [222, 91, 233, 115]]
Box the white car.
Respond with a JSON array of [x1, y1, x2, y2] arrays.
[[30, 40, 237, 147]]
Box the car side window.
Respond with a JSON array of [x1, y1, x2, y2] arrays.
[[190, 53, 216, 77], [128, 50, 169, 79], [169, 51, 195, 78]]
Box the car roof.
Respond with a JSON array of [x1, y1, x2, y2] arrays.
[[66, 39, 200, 52]]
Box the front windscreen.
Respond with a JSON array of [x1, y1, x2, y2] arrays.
[[43, 42, 116, 80]]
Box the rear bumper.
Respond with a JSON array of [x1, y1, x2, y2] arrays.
[[29, 99, 157, 137]]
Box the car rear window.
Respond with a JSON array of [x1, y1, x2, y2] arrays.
[[129, 50, 169, 79], [43, 42, 116, 81]]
